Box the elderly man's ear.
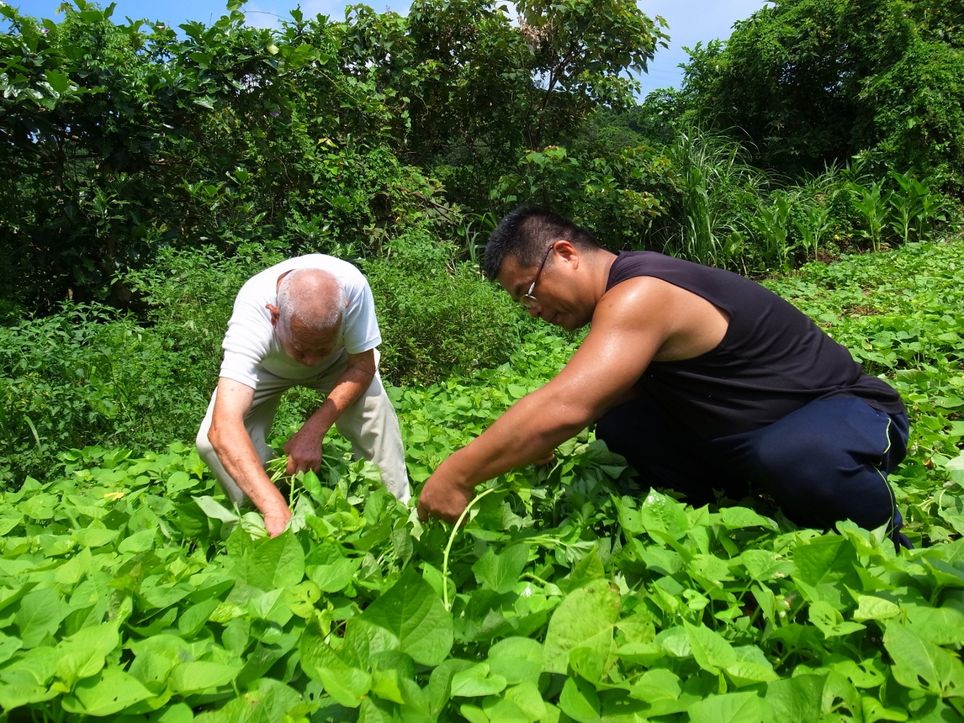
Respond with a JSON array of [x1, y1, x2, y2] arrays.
[[266, 303, 281, 326]]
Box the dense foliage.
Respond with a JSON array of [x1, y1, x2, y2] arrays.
[[0, 239, 960, 720], [0, 0, 666, 313], [4, 0, 961, 319], [666, 0, 964, 188], [2, 2, 962, 717]]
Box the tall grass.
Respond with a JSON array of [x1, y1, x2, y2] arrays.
[[653, 130, 954, 270], [659, 129, 768, 268]]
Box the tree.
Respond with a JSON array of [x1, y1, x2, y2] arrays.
[[673, 0, 964, 189]]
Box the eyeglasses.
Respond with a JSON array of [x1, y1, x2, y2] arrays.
[[521, 244, 555, 309]]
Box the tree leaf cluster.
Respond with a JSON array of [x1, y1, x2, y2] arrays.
[[666, 0, 964, 189], [0, 0, 665, 313]]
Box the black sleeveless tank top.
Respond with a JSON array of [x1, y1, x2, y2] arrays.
[[606, 251, 904, 439]]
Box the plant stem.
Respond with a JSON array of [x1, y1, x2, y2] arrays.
[[441, 486, 497, 610]]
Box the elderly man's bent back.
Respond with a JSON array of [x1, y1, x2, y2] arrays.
[[196, 254, 410, 536]]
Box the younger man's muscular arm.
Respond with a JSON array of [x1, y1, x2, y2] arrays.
[[418, 280, 677, 522]]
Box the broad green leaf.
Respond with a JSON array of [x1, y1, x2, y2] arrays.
[[497, 681, 548, 721], [315, 664, 371, 708], [639, 490, 690, 540], [903, 602, 964, 646], [827, 656, 887, 689], [370, 667, 407, 705], [719, 506, 778, 530], [764, 673, 827, 720], [658, 626, 692, 659], [284, 579, 321, 619], [425, 658, 476, 717], [0, 665, 60, 709], [615, 496, 644, 534], [450, 663, 507, 697], [62, 669, 154, 716], [307, 556, 357, 592], [861, 696, 912, 722], [118, 528, 156, 554], [54, 622, 120, 686], [628, 668, 681, 703], [0, 633, 23, 665], [685, 621, 736, 675], [738, 549, 791, 581], [792, 535, 861, 608], [750, 584, 777, 624], [193, 496, 239, 523], [128, 648, 178, 693], [178, 598, 221, 637], [688, 691, 767, 722], [358, 567, 453, 666], [809, 600, 866, 638], [852, 595, 901, 622], [486, 637, 543, 685], [944, 450, 964, 486], [19, 493, 58, 520], [169, 661, 240, 694], [472, 544, 528, 594], [73, 525, 119, 548], [558, 676, 601, 722], [238, 531, 305, 591], [543, 579, 620, 677], [166, 471, 198, 494], [53, 546, 93, 585], [0, 515, 22, 536], [16, 587, 67, 648], [884, 621, 964, 696], [688, 553, 733, 586], [300, 629, 371, 707], [726, 645, 778, 685]]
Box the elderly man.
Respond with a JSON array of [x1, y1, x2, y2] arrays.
[[417, 207, 910, 547], [197, 254, 410, 536]]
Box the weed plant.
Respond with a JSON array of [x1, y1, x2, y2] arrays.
[[658, 129, 767, 268]]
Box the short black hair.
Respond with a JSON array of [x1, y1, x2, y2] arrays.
[[482, 207, 602, 280]]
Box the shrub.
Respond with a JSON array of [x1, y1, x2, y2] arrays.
[[365, 227, 536, 386], [0, 305, 205, 486]]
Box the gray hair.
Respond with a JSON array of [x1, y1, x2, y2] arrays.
[[276, 268, 345, 335]]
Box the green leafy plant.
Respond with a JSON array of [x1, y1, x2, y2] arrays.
[[0, 237, 961, 720], [750, 189, 794, 271], [848, 177, 890, 252]]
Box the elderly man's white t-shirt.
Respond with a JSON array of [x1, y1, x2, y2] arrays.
[[219, 255, 381, 388]]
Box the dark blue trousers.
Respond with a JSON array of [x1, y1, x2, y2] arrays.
[[596, 394, 909, 544]]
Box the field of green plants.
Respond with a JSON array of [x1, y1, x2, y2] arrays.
[[2, 0, 963, 719], [0, 237, 960, 721]]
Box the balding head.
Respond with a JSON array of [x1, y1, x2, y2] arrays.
[[276, 268, 345, 337]]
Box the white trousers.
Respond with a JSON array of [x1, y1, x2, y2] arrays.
[[196, 354, 411, 505]]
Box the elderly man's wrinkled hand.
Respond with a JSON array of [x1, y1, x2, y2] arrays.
[[263, 505, 292, 538], [283, 431, 323, 475], [417, 475, 474, 524]]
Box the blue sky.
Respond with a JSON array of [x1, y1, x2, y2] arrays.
[[5, 0, 768, 90]]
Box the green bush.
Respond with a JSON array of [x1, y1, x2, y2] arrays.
[[0, 305, 206, 486], [365, 227, 537, 386]]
